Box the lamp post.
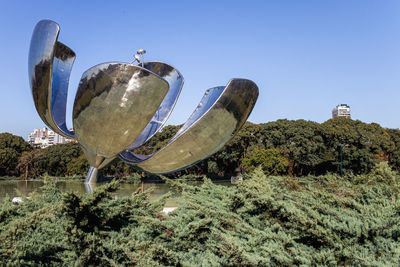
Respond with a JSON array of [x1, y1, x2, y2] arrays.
[[339, 144, 343, 177], [338, 143, 349, 177], [130, 49, 146, 66]]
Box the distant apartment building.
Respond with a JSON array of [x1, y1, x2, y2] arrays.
[[332, 104, 351, 119], [27, 127, 74, 148]]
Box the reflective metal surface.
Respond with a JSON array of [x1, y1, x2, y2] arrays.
[[120, 79, 258, 173], [28, 20, 75, 138], [127, 62, 184, 149], [73, 62, 169, 167], [29, 19, 259, 184]]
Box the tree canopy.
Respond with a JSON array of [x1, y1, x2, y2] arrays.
[[0, 133, 32, 176], [2, 117, 400, 178]]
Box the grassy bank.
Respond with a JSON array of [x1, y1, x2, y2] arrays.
[[0, 166, 399, 266], [0, 175, 85, 181], [0, 174, 144, 183]]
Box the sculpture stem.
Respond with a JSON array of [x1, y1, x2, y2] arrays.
[[85, 166, 98, 184]]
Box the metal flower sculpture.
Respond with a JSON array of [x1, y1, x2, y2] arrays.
[[28, 20, 259, 183]]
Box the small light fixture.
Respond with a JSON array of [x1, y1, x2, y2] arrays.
[[130, 54, 141, 64], [137, 49, 146, 67]]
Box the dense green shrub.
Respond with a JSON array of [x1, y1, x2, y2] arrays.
[[0, 170, 399, 265], [241, 147, 289, 175]]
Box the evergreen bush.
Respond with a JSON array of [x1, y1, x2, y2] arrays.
[[0, 170, 399, 265]]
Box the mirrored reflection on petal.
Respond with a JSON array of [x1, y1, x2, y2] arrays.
[[120, 79, 258, 174], [127, 62, 184, 149], [28, 20, 75, 138], [73, 63, 169, 163]]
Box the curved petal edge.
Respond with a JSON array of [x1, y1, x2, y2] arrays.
[[126, 61, 184, 150], [120, 78, 259, 173], [28, 19, 75, 138]]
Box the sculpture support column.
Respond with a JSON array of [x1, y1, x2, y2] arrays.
[[85, 166, 98, 184]]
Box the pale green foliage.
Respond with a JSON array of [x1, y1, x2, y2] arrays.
[[352, 161, 399, 187], [371, 161, 399, 184], [0, 173, 399, 266]]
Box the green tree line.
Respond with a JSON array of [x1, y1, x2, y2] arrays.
[[2, 117, 400, 178]]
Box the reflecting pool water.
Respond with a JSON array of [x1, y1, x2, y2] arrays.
[[0, 180, 231, 207]]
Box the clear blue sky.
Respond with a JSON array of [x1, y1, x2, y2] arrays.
[[1, 0, 399, 139]]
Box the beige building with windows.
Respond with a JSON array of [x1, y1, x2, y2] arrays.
[[332, 104, 351, 119], [27, 127, 74, 148]]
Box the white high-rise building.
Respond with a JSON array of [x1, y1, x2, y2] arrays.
[[332, 104, 351, 119], [27, 127, 70, 148]]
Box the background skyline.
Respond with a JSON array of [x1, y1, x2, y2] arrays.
[[1, 0, 399, 139]]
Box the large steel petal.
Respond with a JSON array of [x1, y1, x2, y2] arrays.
[[73, 62, 169, 166], [120, 79, 258, 173], [126, 61, 184, 149], [28, 20, 75, 138]]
